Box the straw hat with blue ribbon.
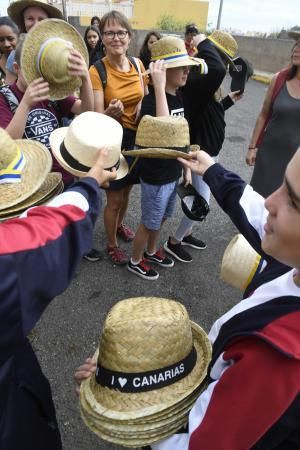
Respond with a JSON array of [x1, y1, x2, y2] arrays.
[[80, 297, 211, 447], [148, 36, 208, 72], [21, 18, 88, 100], [0, 128, 52, 210]]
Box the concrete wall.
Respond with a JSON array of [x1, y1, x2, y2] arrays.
[[233, 35, 293, 74]]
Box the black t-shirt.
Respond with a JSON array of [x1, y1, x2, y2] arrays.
[[139, 91, 183, 184]]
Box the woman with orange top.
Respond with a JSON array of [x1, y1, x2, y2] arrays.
[[89, 10, 147, 265]]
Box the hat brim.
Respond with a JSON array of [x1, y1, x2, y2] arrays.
[[122, 145, 199, 160], [80, 322, 211, 421], [21, 19, 88, 100], [50, 127, 128, 180], [0, 139, 52, 210], [0, 172, 62, 216], [8, 1, 63, 30], [288, 31, 300, 40]]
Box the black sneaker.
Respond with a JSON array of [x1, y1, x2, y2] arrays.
[[144, 248, 174, 267], [83, 248, 103, 262], [182, 234, 207, 250], [163, 238, 192, 263], [127, 259, 159, 280]]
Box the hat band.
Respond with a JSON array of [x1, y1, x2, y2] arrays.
[[0, 148, 26, 184], [60, 141, 120, 173], [151, 51, 189, 62], [95, 346, 197, 393], [37, 37, 72, 77], [135, 144, 190, 153], [208, 36, 235, 58]]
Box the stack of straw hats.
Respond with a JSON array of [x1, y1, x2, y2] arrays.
[[80, 297, 212, 447], [0, 128, 63, 221]]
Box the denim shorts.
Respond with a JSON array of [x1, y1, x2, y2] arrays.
[[141, 179, 177, 230]]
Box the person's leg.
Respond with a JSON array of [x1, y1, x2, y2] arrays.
[[131, 223, 151, 263], [116, 184, 135, 241]]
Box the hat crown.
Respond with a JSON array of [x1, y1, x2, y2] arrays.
[[63, 112, 123, 169], [38, 38, 73, 85], [209, 30, 238, 58], [136, 116, 190, 149], [151, 36, 187, 61], [0, 129, 20, 170], [98, 298, 193, 372]]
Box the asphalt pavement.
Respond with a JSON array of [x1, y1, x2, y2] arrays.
[[32, 76, 268, 450]]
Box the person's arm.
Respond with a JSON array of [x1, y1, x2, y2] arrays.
[[0, 151, 116, 355], [220, 90, 243, 111], [5, 78, 50, 138], [153, 337, 300, 450], [67, 49, 94, 115], [149, 60, 169, 117], [246, 73, 278, 166]]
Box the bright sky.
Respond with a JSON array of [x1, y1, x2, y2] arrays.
[[0, 0, 300, 33]]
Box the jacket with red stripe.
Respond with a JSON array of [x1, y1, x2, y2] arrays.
[[153, 164, 300, 450], [0, 177, 101, 450]]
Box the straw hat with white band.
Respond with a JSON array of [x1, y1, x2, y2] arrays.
[[149, 36, 207, 72], [21, 19, 88, 100], [7, 0, 63, 31], [0, 128, 52, 210], [122, 115, 199, 160], [220, 234, 263, 291], [50, 112, 128, 179], [80, 297, 211, 447]]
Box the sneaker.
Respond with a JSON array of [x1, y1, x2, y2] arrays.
[[127, 259, 159, 280], [83, 248, 103, 262], [163, 238, 193, 263], [117, 223, 135, 242], [182, 234, 207, 250], [106, 246, 129, 265], [144, 248, 174, 267]]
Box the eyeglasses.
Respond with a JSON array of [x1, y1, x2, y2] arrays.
[[102, 31, 128, 40]]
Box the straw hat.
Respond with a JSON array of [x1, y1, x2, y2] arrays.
[[50, 112, 128, 179], [150, 36, 206, 70], [0, 172, 62, 220], [288, 30, 300, 41], [220, 234, 262, 291], [80, 297, 211, 447], [7, 0, 63, 30], [0, 128, 52, 210], [122, 116, 199, 160], [21, 18, 88, 100], [208, 30, 238, 67], [176, 182, 209, 221]]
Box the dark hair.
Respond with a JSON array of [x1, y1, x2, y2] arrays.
[[84, 25, 101, 50], [91, 16, 101, 26], [287, 41, 299, 80], [139, 31, 161, 69], [185, 23, 198, 36], [0, 16, 20, 36], [84, 25, 104, 66], [14, 33, 26, 66], [100, 10, 133, 38]]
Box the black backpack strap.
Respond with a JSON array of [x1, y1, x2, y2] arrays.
[[0, 85, 19, 113], [128, 56, 139, 73], [93, 59, 107, 90]]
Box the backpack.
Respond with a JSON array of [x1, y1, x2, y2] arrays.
[[93, 56, 141, 90]]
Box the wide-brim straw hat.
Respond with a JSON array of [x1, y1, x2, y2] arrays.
[[80, 297, 212, 447], [50, 112, 128, 179], [21, 19, 88, 100], [288, 30, 300, 40], [149, 36, 206, 71], [0, 172, 62, 220], [7, 0, 63, 30], [208, 30, 238, 68], [220, 234, 262, 291], [0, 129, 52, 210], [122, 115, 199, 160]]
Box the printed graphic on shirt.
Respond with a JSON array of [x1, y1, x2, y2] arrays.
[[170, 107, 184, 117], [24, 109, 59, 148]]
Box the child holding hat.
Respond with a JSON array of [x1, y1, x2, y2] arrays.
[[126, 36, 207, 280]]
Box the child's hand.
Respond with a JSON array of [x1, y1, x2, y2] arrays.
[[149, 60, 166, 90], [178, 150, 215, 176], [68, 49, 89, 80], [228, 90, 244, 103], [74, 357, 96, 396], [183, 167, 192, 187], [22, 78, 50, 108]]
